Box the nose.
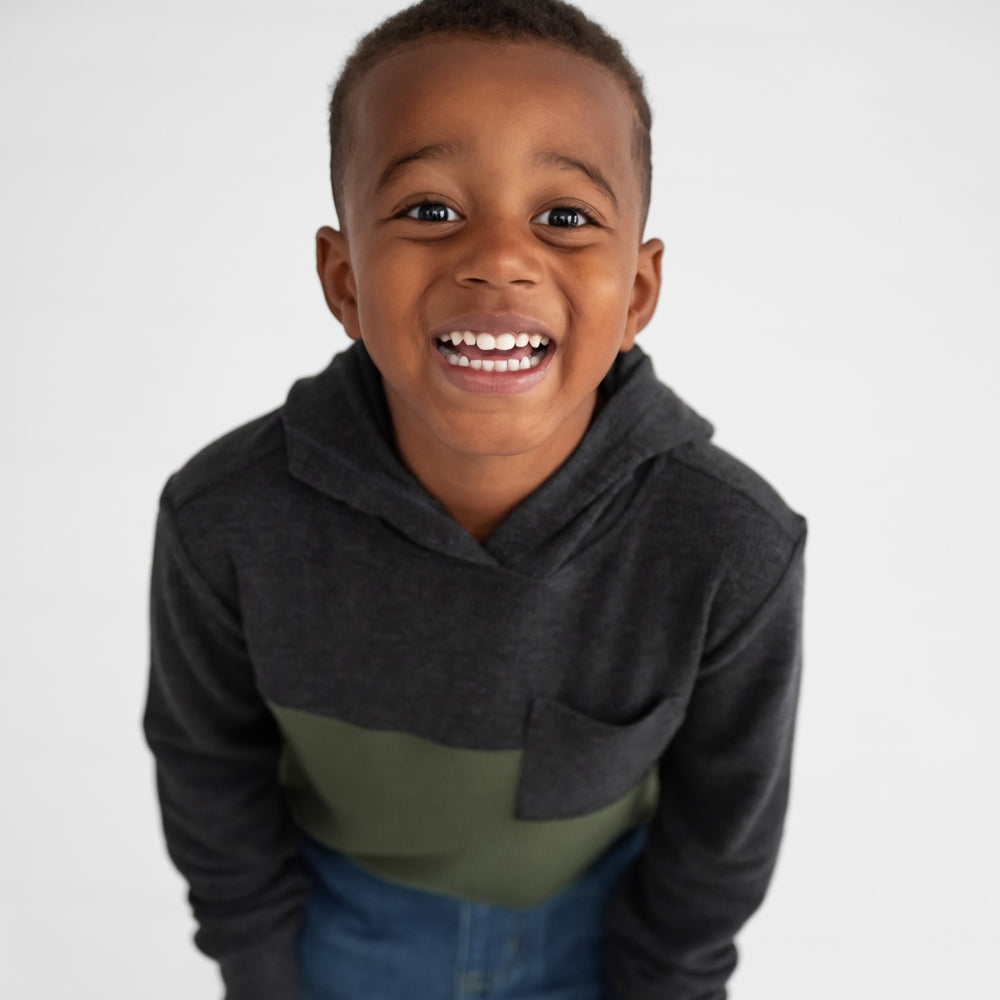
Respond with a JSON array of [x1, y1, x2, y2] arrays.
[[453, 218, 542, 289]]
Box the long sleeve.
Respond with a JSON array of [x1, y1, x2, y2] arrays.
[[606, 531, 806, 1000], [144, 488, 311, 999]]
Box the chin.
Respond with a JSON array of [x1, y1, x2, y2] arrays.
[[445, 422, 550, 460]]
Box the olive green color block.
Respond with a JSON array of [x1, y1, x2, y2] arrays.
[[270, 703, 657, 908]]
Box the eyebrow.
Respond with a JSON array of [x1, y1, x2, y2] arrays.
[[374, 143, 620, 210], [534, 152, 619, 210], [375, 142, 465, 193]]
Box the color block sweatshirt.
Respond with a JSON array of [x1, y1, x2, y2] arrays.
[[144, 342, 806, 1000]]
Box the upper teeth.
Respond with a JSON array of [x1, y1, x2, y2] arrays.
[[444, 331, 549, 350]]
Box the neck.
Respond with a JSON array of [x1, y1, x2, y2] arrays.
[[387, 395, 599, 542], [423, 455, 549, 541]]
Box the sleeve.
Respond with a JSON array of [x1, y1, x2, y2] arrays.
[[605, 529, 806, 1000], [143, 488, 311, 1000]]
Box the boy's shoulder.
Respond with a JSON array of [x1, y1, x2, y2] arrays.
[[163, 407, 287, 514], [601, 347, 804, 548], [664, 437, 805, 545], [160, 344, 381, 520]]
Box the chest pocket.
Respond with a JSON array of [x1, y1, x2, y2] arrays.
[[515, 695, 686, 821]]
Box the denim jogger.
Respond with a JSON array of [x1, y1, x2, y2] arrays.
[[298, 825, 648, 1000]]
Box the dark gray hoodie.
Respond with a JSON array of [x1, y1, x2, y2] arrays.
[[145, 342, 805, 1000]]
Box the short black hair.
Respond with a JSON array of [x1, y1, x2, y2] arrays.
[[328, 0, 652, 228]]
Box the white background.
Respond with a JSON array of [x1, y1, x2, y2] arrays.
[[2, 1, 998, 996]]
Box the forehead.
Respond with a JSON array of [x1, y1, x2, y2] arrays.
[[343, 37, 641, 211]]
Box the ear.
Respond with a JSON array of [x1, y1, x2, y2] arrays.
[[316, 225, 362, 341], [620, 237, 663, 352]]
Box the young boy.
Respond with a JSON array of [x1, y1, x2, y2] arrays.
[[144, 1, 806, 998]]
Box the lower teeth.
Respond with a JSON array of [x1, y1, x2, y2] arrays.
[[440, 344, 542, 371]]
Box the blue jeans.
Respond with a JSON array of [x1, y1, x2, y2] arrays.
[[297, 826, 647, 999]]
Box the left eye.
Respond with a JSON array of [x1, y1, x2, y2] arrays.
[[532, 207, 589, 228], [406, 203, 460, 222]]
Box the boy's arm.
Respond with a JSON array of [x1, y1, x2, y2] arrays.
[[605, 531, 806, 1000], [144, 490, 310, 1000]]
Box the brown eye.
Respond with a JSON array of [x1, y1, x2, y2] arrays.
[[532, 207, 590, 228], [405, 203, 459, 222]]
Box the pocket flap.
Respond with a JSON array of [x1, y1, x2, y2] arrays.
[[515, 696, 685, 820]]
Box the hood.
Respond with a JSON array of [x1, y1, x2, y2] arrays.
[[282, 342, 712, 578]]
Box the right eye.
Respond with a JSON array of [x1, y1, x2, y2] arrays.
[[404, 202, 460, 222]]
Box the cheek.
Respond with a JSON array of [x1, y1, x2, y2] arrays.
[[568, 257, 633, 324], [354, 248, 427, 334]]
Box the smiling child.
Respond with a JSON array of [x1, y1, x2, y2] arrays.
[[144, 2, 806, 999]]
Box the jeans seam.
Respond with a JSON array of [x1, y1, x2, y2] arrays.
[[454, 902, 473, 1000]]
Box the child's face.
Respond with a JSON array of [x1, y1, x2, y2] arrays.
[[318, 36, 661, 468]]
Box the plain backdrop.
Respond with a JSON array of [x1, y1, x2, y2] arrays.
[[2, 1, 998, 996]]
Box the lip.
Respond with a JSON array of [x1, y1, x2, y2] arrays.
[[429, 312, 557, 395], [429, 312, 556, 342]]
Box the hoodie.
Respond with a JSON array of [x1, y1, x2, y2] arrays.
[[145, 342, 805, 1000]]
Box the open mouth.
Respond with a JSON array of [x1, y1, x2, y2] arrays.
[[434, 331, 552, 372]]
